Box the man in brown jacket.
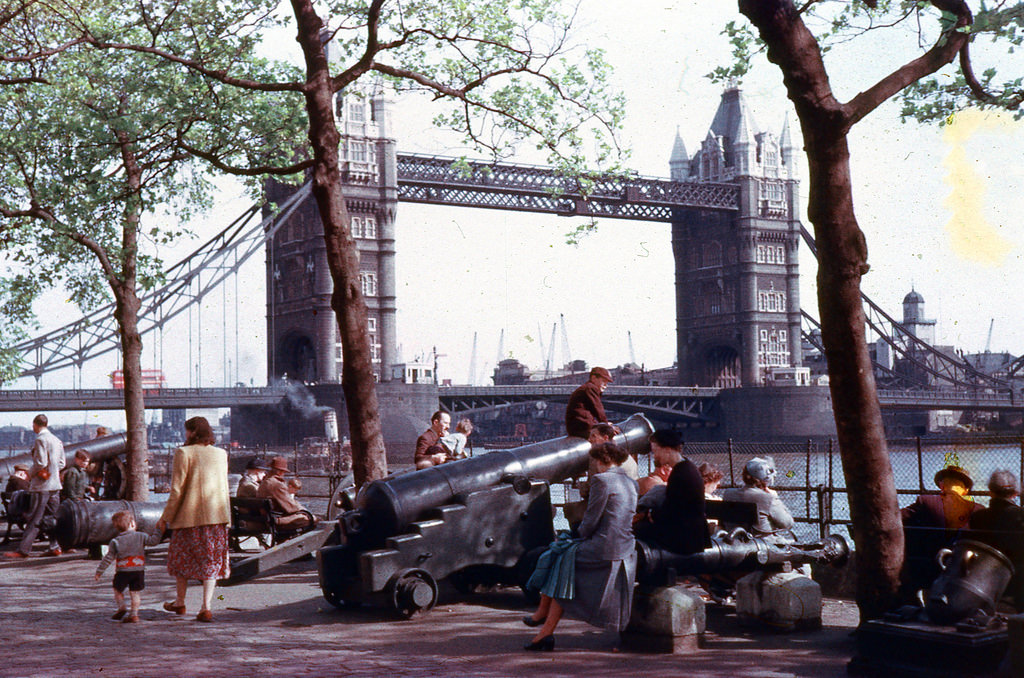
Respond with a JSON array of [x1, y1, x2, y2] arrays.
[[258, 457, 315, 529]]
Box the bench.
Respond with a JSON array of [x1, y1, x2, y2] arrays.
[[229, 497, 316, 552], [1, 490, 29, 545]]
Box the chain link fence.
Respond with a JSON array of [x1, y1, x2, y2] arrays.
[[679, 437, 1024, 541]]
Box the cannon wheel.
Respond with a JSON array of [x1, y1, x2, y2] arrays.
[[326, 473, 356, 521], [387, 568, 438, 618]]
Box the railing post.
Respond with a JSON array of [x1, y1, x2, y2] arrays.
[[916, 436, 924, 493], [727, 438, 735, 487], [805, 438, 812, 525]]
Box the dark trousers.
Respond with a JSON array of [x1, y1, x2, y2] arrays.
[[17, 490, 60, 554]]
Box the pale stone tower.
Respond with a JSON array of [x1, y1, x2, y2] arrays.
[[672, 87, 802, 387]]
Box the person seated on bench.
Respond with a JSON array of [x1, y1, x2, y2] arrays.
[[633, 430, 709, 555], [236, 458, 269, 498], [258, 457, 315, 530], [901, 464, 981, 531], [5, 464, 30, 494], [970, 470, 1024, 611], [721, 456, 794, 539]]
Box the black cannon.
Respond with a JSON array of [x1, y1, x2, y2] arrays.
[[53, 500, 165, 551], [0, 432, 128, 481], [635, 529, 850, 585], [317, 413, 654, 616]]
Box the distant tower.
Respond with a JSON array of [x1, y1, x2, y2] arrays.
[[671, 87, 802, 387], [902, 289, 936, 345], [265, 39, 398, 383]]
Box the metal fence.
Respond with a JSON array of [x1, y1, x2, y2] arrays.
[[677, 437, 1024, 541]]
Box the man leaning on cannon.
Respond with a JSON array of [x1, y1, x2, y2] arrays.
[[258, 457, 315, 530]]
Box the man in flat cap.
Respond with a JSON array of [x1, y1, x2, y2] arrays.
[[565, 366, 616, 439], [258, 457, 315, 530], [970, 470, 1024, 610], [236, 458, 269, 498]]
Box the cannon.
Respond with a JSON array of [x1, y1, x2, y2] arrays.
[[635, 529, 850, 585], [0, 432, 128, 481], [53, 500, 165, 551], [317, 413, 654, 616]]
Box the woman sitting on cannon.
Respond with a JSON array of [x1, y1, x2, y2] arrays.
[[520, 441, 638, 652]]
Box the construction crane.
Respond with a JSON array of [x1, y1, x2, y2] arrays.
[[985, 319, 994, 354], [628, 331, 637, 365], [559, 314, 572, 367], [467, 332, 478, 385]]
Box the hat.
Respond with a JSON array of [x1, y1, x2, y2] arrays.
[[269, 456, 291, 474], [590, 366, 613, 382], [988, 470, 1020, 497], [13, 464, 29, 473], [744, 456, 776, 483], [934, 465, 973, 491], [245, 457, 270, 471]]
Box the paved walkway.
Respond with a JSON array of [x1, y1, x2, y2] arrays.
[[0, 546, 861, 678]]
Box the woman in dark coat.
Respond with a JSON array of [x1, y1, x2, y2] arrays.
[[522, 442, 638, 651]]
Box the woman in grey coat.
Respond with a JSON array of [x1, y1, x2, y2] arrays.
[[523, 442, 639, 651]]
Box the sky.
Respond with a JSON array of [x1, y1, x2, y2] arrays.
[[6, 1, 1024, 427]]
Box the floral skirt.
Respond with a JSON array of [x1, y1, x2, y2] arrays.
[[167, 524, 230, 581]]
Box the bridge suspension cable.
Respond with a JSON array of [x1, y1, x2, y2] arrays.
[[12, 182, 313, 381], [798, 225, 1006, 390]]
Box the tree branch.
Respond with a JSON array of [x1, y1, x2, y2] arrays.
[[844, 2, 973, 126], [178, 140, 314, 176]]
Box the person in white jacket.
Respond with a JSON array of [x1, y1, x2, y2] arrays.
[[3, 414, 65, 558]]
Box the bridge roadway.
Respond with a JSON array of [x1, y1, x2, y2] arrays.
[[0, 385, 1016, 417]]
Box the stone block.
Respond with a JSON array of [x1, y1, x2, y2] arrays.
[[736, 570, 822, 631], [621, 584, 705, 653]]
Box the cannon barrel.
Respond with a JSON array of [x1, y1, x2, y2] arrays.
[[346, 413, 653, 547], [636, 531, 850, 582], [0, 432, 128, 479], [53, 499, 164, 551]]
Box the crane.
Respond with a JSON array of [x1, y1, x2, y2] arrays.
[[467, 332, 478, 385], [628, 331, 637, 365], [559, 314, 572, 368], [985, 319, 994, 354]]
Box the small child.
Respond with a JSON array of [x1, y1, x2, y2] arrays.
[[286, 478, 302, 501], [439, 418, 474, 461], [94, 510, 161, 623]]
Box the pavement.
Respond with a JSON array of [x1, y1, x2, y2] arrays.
[[0, 543, 863, 678]]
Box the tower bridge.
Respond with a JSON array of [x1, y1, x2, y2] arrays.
[[3, 86, 1017, 446]]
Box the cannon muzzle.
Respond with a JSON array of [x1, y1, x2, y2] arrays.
[[0, 432, 128, 480]]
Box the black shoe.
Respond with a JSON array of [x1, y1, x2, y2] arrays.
[[524, 635, 555, 652], [111, 609, 127, 620], [522, 615, 546, 627]]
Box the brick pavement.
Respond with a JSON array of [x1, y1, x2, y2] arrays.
[[0, 547, 860, 678]]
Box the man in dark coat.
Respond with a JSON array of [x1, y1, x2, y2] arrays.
[[970, 470, 1024, 610], [414, 411, 450, 470], [565, 367, 615, 439], [901, 465, 982, 530]]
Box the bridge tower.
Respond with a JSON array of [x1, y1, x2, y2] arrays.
[[671, 87, 802, 387], [265, 82, 398, 384]]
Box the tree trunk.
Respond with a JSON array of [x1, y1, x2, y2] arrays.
[[291, 0, 388, 487], [115, 287, 149, 501], [738, 0, 905, 619], [804, 129, 903, 619]]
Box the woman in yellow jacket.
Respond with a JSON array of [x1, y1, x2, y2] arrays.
[[156, 416, 230, 622]]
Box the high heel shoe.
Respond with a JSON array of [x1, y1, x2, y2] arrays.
[[522, 615, 546, 627], [523, 635, 555, 652]]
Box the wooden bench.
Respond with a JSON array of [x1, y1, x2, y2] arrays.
[[229, 497, 316, 552], [705, 499, 759, 530], [1, 490, 29, 545]]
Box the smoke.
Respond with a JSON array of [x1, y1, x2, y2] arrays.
[[941, 109, 1017, 265], [270, 378, 332, 419]]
